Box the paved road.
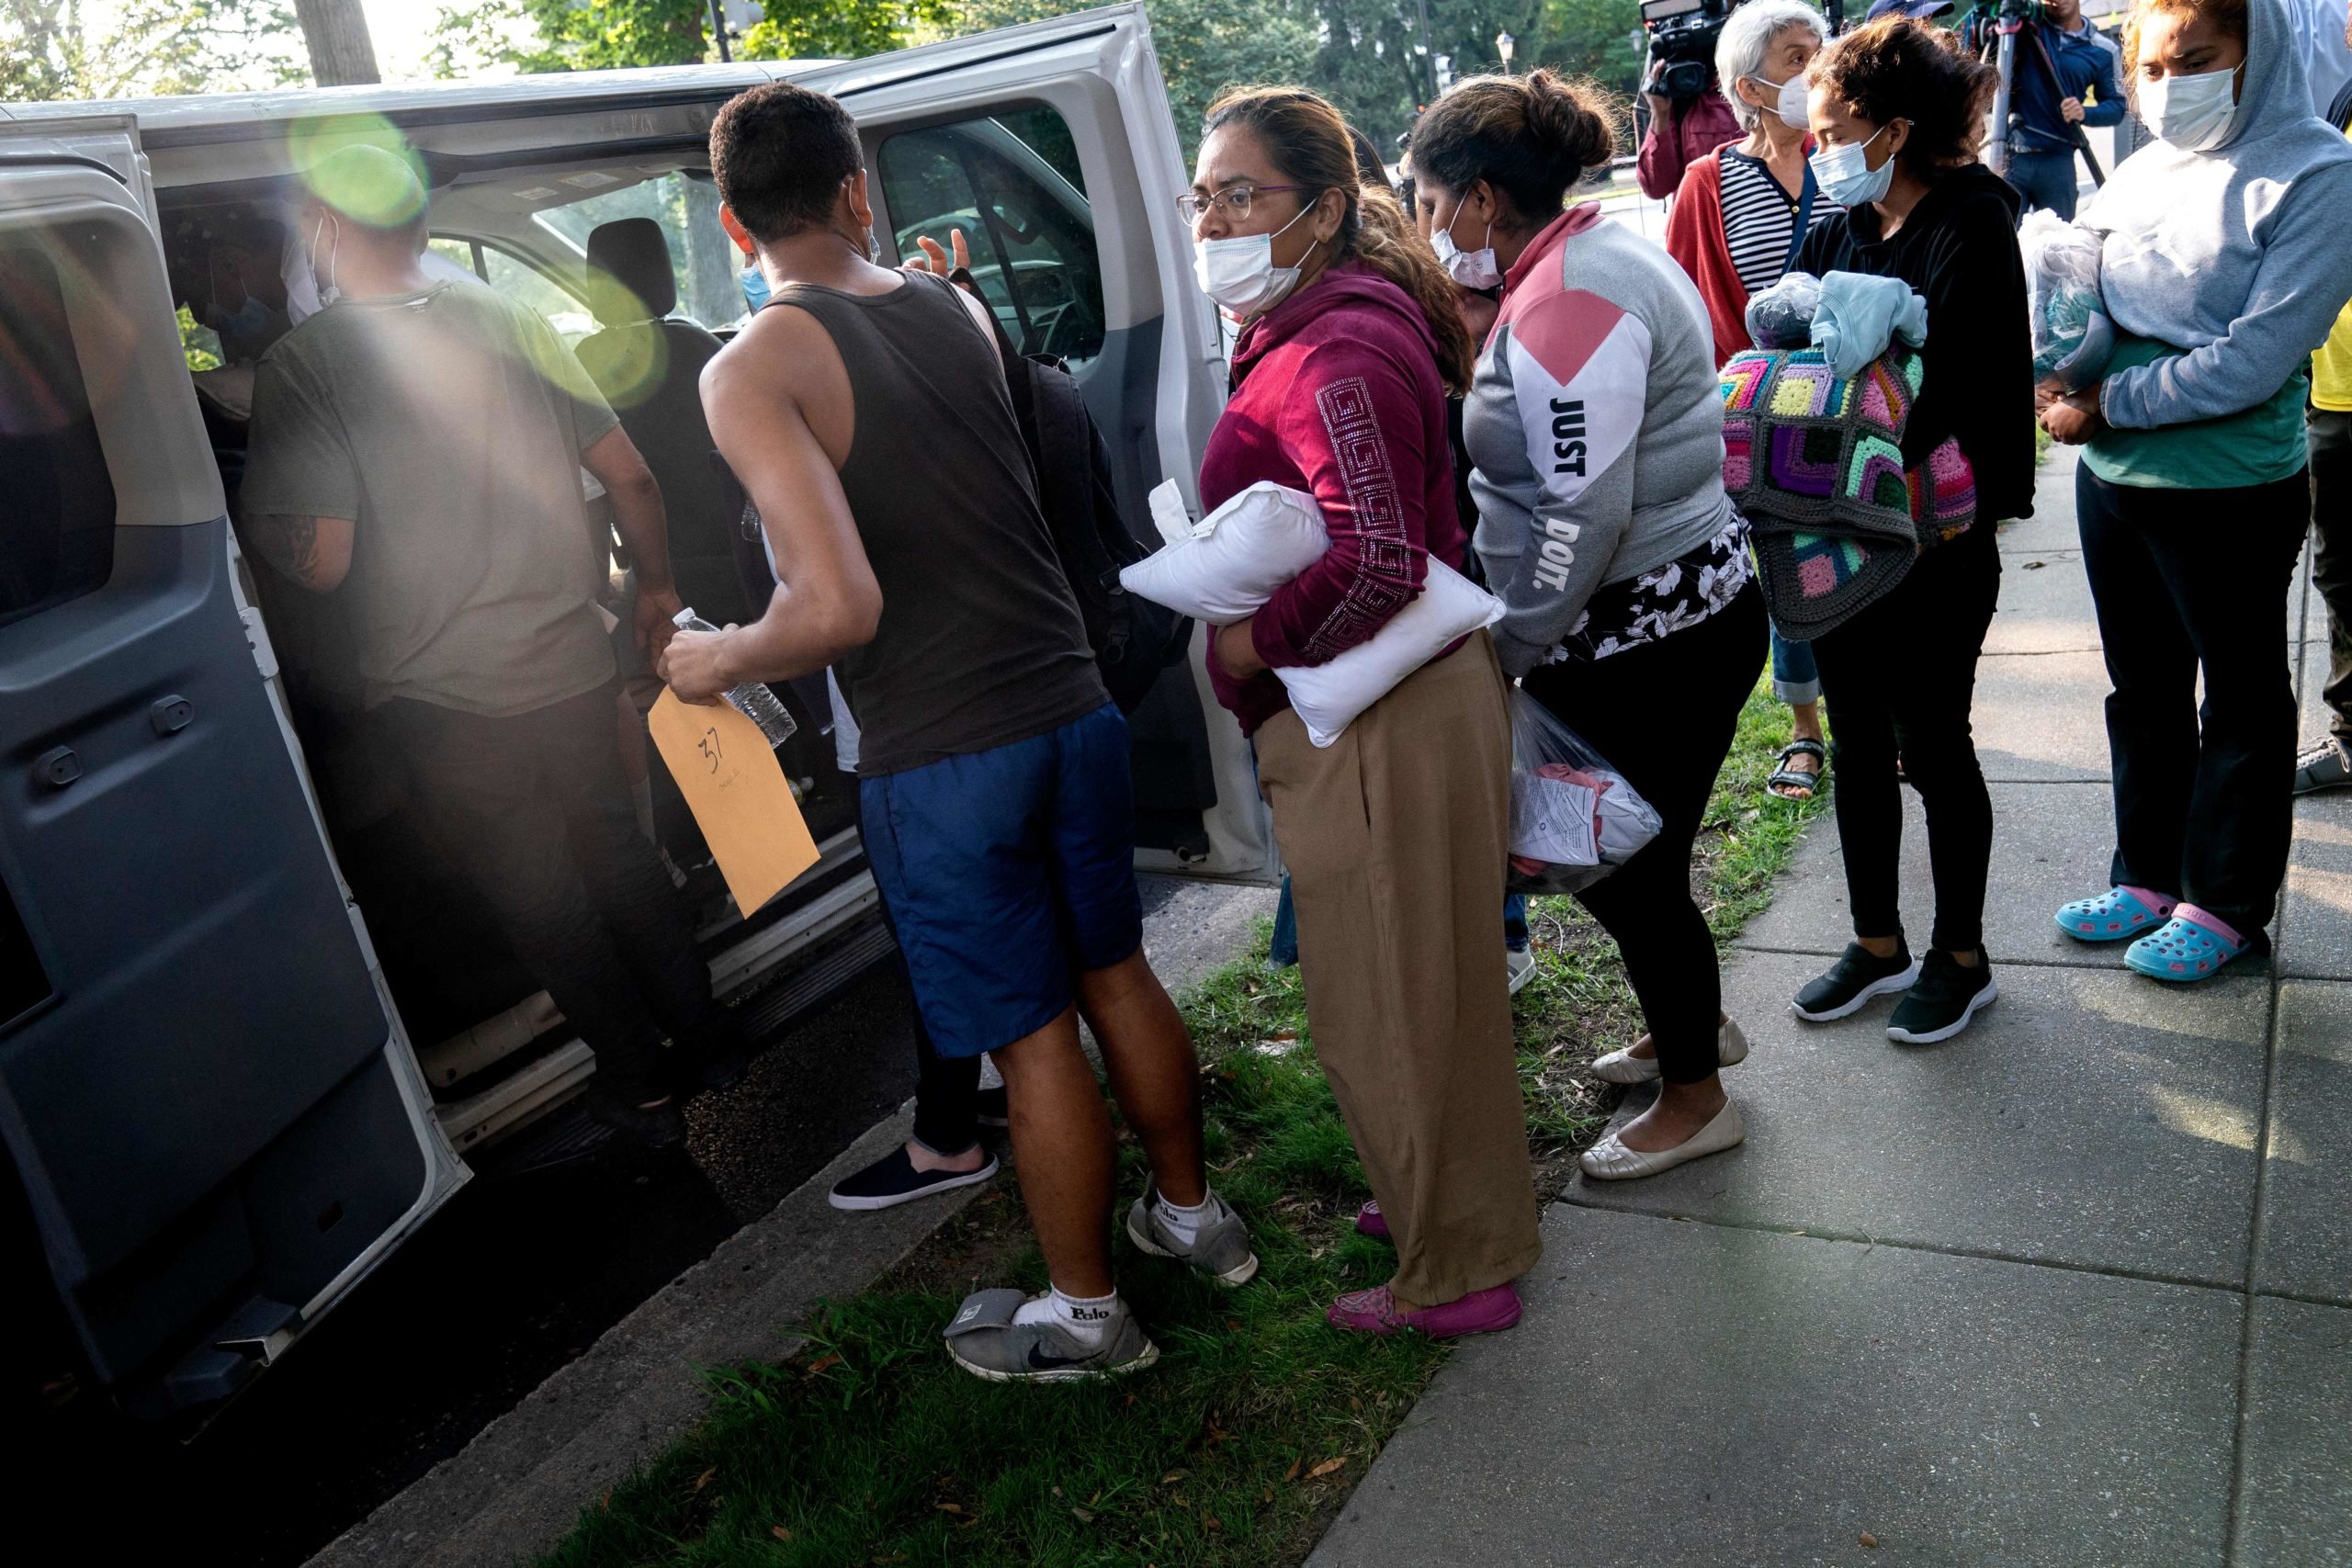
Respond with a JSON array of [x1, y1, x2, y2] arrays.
[[25, 874, 1268, 1567], [1311, 447, 2352, 1566]]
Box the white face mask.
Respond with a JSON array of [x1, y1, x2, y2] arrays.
[[2139, 64, 2242, 152], [1748, 70, 1813, 132], [1193, 202, 1317, 321], [1808, 123, 1894, 209], [1430, 203, 1501, 290]]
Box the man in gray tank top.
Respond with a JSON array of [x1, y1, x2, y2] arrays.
[[658, 84, 1252, 1381]]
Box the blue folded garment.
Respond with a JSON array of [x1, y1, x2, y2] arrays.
[[1811, 271, 1929, 381]]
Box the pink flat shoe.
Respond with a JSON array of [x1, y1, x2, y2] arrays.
[[1327, 1282, 1522, 1337], [1355, 1200, 1390, 1240]]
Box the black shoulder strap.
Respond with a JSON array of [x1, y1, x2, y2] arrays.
[[2331, 78, 2352, 135]]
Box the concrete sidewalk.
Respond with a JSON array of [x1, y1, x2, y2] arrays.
[[1313, 447, 2352, 1567]]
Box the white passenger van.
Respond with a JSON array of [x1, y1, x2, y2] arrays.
[[0, 4, 1270, 1420]]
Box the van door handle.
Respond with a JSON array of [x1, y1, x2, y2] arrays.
[[34, 747, 80, 788]]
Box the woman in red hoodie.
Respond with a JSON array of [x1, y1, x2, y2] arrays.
[[1189, 86, 1541, 1338]]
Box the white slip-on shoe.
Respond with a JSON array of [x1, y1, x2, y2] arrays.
[[1589, 1017, 1751, 1085], [1577, 1099, 1746, 1181], [1506, 946, 1539, 996]]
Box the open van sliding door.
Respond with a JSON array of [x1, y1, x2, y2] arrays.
[[0, 118, 465, 1416], [798, 5, 1276, 884]]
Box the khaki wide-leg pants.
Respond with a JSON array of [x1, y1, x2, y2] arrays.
[[1254, 632, 1542, 1304]]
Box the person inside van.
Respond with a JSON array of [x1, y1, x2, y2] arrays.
[[660, 83, 1248, 1382], [238, 143, 722, 1149]]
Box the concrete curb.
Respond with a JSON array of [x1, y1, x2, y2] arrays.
[[309, 876, 1274, 1568]]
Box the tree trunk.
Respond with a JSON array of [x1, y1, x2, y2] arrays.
[[292, 0, 382, 86]]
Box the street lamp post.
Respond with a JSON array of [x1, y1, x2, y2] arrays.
[[1497, 29, 1516, 72], [1415, 0, 1439, 104]]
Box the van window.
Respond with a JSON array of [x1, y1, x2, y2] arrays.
[[528, 172, 745, 331], [877, 108, 1106, 367], [0, 244, 117, 629], [480, 243, 597, 344]]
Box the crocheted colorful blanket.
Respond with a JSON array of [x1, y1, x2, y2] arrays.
[[1719, 344, 1977, 636]]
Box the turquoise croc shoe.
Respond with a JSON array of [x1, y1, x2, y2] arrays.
[[2054, 886, 2177, 943], [2124, 908, 2254, 983]]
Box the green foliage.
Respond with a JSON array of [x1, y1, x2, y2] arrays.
[[430, 0, 711, 75], [428, 0, 959, 77], [1, 0, 303, 103], [944, 0, 1319, 158], [742, 0, 957, 61], [422, 0, 1652, 170], [1541, 0, 1647, 96]]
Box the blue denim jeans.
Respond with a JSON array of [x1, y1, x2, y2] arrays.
[[1771, 626, 1821, 707], [2007, 149, 2082, 221]]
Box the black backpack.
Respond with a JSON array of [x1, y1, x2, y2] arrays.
[[956, 270, 1193, 715]]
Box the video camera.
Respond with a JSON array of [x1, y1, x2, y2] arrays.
[[1640, 0, 1849, 98], [1640, 0, 1736, 99]]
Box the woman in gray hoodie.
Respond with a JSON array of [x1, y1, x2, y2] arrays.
[[2042, 0, 2352, 983]]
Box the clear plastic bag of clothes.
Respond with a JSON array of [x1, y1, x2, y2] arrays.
[[2019, 209, 2114, 390], [1744, 269, 1822, 350], [1505, 687, 1663, 897]]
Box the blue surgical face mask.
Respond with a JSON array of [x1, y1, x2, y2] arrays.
[[1808, 122, 1895, 209], [741, 258, 770, 313]]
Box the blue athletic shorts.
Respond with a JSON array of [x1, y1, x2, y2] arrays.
[[859, 703, 1144, 1058]]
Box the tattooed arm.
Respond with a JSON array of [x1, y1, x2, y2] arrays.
[[243, 513, 355, 592]]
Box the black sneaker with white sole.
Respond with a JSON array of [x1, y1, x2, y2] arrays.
[[828, 1145, 998, 1211], [1885, 949, 1997, 1044], [1792, 941, 1921, 1021]]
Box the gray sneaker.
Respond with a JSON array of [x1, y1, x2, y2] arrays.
[[942, 1288, 1159, 1383], [1125, 1187, 1260, 1286], [2295, 738, 2352, 795]]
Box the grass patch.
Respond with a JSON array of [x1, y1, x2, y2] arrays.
[[541, 673, 1828, 1568]]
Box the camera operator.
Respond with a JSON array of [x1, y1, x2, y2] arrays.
[[1637, 7, 1746, 199], [1996, 0, 2127, 219]]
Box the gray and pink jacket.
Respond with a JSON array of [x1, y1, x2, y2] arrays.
[[1465, 206, 1736, 677]]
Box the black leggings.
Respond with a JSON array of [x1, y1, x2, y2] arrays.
[[1810, 528, 2001, 955], [1523, 581, 1767, 1084], [2076, 464, 2307, 937]]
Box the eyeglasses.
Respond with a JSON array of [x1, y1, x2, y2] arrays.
[[1176, 183, 1311, 224]]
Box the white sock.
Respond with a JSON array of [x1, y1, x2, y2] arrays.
[[1153, 1188, 1224, 1247], [977, 1053, 1003, 1091], [1012, 1285, 1119, 1348], [629, 778, 656, 842]]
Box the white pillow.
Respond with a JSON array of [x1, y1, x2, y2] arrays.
[[1280, 554, 1504, 748], [1118, 480, 1329, 626]]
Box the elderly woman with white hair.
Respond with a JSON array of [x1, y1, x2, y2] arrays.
[[1667, 0, 1838, 363], [1664, 0, 1838, 801]]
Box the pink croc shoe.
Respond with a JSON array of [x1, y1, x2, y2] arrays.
[[1354, 1201, 1390, 1241], [1327, 1282, 1522, 1337]]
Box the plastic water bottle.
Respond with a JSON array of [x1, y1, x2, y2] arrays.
[[671, 607, 797, 749]]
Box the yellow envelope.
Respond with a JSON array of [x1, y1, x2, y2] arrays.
[[647, 689, 820, 916]]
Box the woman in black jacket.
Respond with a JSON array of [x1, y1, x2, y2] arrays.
[[1785, 17, 2034, 1044]]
